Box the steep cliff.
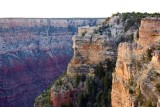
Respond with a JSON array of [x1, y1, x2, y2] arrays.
[[0, 18, 103, 107], [67, 14, 140, 77], [112, 43, 134, 107], [35, 13, 160, 107], [35, 13, 141, 107], [112, 17, 160, 107]]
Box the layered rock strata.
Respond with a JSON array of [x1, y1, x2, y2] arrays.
[[67, 34, 117, 76], [49, 14, 139, 107], [112, 17, 160, 107], [0, 18, 103, 107], [67, 15, 138, 77], [36, 14, 160, 107]]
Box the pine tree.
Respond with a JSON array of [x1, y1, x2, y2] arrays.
[[75, 72, 79, 87], [101, 95, 106, 107], [81, 73, 86, 82], [78, 92, 84, 107]]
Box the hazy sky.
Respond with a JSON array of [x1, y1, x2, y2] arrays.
[[0, 0, 159, 18]]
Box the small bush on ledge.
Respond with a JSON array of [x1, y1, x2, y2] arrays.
[[146, 48, 152, 62], [82, 31, 87, 37], [145, 99, 152, 107], [156, 46, 160, 50], [156, 83, 160, 92]]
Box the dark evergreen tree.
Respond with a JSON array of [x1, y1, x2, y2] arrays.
[[78, 92, 85, 107], [101, 95, 106, 107], [81, 73, 86, 82], [75, 72, 80, 87], [96, 91, 102, 105]]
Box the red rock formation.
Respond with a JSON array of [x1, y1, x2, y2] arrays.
[[51, 90, 73, 107]]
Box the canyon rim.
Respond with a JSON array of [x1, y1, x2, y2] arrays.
[[0, 12, 160, 107]]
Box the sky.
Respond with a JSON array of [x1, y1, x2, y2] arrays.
[[0, 0, 159, 18]]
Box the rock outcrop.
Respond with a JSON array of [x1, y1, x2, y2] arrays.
[[138, 17, 160, 54], [67, 14, 138, 77], [51, 90, 74, 107], [112, 43, 134, 107], [67, 34, 117, 76], [48, 14, 139, 107], [112, 17, 160, 107]]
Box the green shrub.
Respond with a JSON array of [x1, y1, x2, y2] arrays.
[[136, 29, 139, 40], [93, 29, 98, 34], [117, 18, 120, 25], [146, 48, 152, 62], [97, 25, 109, 35], [124, 19, 135, 31], [85, 78, 94, 95], [95, 62, 105, 79], [129, 88, 134, 94], [102, 17, 111, 25], [75, 72, 80, 87], [136, 88, 142, 104], [77, 92, 85, 107], [136, 61, 141, 71], [82, 31, 87, 36], [145, 99, 152, 107], [34, 88, 52, 107], [129, 34, 134, 43], [101, 95, 106, 107], [60, 103, 73, 107], [156, 83, 160, 92], [96, 91, 102, 104], [81, 73, 86, 82], [156, 46, 160, 50]]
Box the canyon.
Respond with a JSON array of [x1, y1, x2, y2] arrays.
[[35, 13, 160, 107], [1, 13, 160, 107], [0, 18, 104, 107]]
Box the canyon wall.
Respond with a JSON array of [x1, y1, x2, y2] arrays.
[[112, 17, 160, 107], [35, 13, 160, 107], [67, 15, 137, 77], [48, 14, 139, 107], [0, 18, 104, 107], [67, 34, 117, 76]]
